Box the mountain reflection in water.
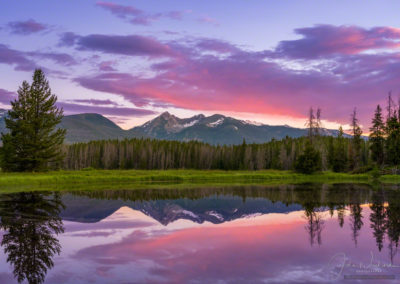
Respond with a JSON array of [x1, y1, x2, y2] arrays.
[[0, 183, 399, 283]]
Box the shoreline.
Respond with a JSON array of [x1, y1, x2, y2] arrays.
[[0, 169, 399, 192]]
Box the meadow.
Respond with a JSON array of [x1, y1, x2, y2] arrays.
[[0, 169, 399, 193]]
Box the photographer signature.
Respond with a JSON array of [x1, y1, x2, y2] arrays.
[[326, 251, 400, 280]]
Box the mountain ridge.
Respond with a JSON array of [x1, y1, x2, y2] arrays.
[[0, 109, 350, 144]]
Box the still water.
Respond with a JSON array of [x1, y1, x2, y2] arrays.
[[0, 184, 400, 283]]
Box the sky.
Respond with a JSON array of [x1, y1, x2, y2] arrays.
[[1, 1, 400, 130]]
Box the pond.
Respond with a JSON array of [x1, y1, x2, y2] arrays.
[[0, 183, 400, 283]]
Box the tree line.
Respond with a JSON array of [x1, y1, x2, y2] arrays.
[[1, 69, 400, 174]]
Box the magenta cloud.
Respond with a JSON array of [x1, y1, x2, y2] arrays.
[[71, 24, 400, 126], [4, 23, 398, 128], [7, 19, 48, 35]]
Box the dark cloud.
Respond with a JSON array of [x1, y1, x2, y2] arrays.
[[7, 19, 48, 35], [73, 34, 175, 57]]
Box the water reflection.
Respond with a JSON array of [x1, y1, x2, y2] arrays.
[[0, 192, 64, 284], [0, 183, 399, 283]]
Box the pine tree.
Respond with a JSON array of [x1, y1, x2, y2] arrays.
[[369, 105, 385, 165], [331, 126, 347, 172], [1, 69, 66, 171], [306, 107, 316, 138], [349, 108, 363, 170], [295, 140, 322, 174], [295, 108, 322, 174], [385, 94, 400, 166]]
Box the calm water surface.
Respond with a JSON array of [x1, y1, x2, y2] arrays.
[[0, 184, 400, 283]]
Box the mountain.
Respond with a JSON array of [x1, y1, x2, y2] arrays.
[[0, 111, 130, 143], [129, 111, 349, 144], [58, 113, 130, 143], [0, 109, 351, 144], [60, 193, 303, 225]]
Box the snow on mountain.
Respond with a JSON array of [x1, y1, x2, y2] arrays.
[[182, 119, 199, 128], [207, 118, 224, 127], [242, 120, 264, 126], [207, 211, 224, 221]]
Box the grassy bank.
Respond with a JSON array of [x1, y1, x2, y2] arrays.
[[0, 169, 398, 192]]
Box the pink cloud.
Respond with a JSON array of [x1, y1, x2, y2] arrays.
[[68, 25, 400, 128], [68, 207, 387, 283]]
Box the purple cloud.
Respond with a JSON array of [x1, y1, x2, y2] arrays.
[[74, 73, 153, 107], [27, 51, 77, 66], [0, 44, 37, 71], [7, 19, 48, 35], [69, 99, 119, 106], [72, 25, 400, 128], [195, 38, 239, 53], [72, 34, 175, 57], [96, 2, 186, 25], [59, 32, 80, 46], [276, 25, 400, 59], [98, 61, 116, 71], [58, 102, 156, 117], [0, 44, 77, 71]]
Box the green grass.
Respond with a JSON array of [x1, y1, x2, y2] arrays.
[[0, 169, 398, 193]]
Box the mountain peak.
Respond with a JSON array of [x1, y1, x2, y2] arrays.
[[192, 114, 205, 119], [160, 111, 172, 119]]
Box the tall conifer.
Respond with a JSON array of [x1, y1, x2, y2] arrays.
[[1, 69, 66, 171]]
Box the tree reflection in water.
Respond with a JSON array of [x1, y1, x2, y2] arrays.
[[349, 203, 364, 247], [0, 192, 64, 284], [0, 184, 398, 282]]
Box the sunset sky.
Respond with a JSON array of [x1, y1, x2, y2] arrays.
[[1, 0, 400, 130]]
